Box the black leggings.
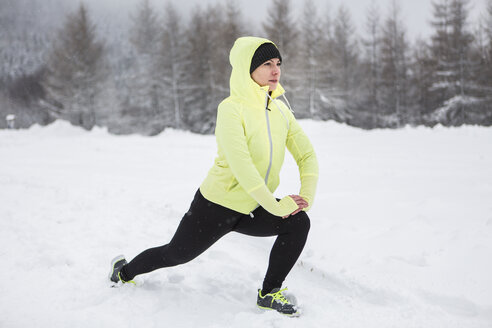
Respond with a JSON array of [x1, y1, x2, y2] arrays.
[[121, 189, 310, 292]]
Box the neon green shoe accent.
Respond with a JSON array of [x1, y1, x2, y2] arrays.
[[266, 288, 289, 305], [118, 272, 136, 285], [257, 287, 299, 317]]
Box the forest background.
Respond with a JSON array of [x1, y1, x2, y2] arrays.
[[1, 0, 492, 134]]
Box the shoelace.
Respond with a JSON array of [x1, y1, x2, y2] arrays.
[[271, 288, 289, 304]]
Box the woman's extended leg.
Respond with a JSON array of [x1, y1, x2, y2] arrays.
[[232, 206, 311, 293], [120, 190, 245, 281]]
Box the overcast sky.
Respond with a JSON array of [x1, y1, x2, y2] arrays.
[[87, 0, 488, 41]]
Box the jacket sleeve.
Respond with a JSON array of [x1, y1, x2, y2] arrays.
[[286, 112, 319, 211], [215, 102, 298, 217]]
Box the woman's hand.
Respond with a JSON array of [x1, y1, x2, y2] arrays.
[[282, 195, 308, 219]]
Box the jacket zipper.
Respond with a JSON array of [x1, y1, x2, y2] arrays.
[[264, 94, 273, 186], [250, 93, 274, 219]]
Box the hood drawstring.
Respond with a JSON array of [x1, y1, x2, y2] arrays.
[[281, 94, 294, 113], [264, 91, 291, 131]]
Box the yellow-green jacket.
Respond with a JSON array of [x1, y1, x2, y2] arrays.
[[200, 37, 318, 217]]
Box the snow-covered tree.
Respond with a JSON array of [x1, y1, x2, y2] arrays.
[[379, 0, 410, 127], [469, 0, 492, 124], [177, 2, 247, 133], [428, 0, 476, 125], [410, 39, 435, 125], [157, 2, 185, 129], [313, 3, 342, 121], [129, 0, 161, 56], [211, 2, 245, 92], [3, 0, 492, 131], [469, 17, 490, 96], [0, 0, 70, 129], [332, 5, 359, 96], [0, 0, 65, 82], [449, 0, 475, 123], [312, 5, 360, 125], [181, 5, 221, 133], [485, 0, 492, 89], [293, 0, 324, 118], [361, 0, 383, 127], [124, 0, 165, 134], [262, 0, 298, 62], [42, 3, 108, 130], [221, 0, 246, 49]]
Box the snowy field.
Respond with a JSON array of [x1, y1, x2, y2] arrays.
[[1, 120, 491, 328]]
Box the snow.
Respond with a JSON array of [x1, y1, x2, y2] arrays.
[[1, 120, 492, 327]]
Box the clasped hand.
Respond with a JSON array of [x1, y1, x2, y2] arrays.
[[282, 195, 308, 219]]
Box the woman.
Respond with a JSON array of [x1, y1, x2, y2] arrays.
[[109, 37, 318, 317]]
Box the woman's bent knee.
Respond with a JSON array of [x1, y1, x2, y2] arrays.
[[289, 211, 311, 235]]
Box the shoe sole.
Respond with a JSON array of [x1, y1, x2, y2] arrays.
[[257, 305, 301, 317]]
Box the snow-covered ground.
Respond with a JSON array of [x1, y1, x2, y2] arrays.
[[1, 120, 491, 328]]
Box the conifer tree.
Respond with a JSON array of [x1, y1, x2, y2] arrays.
[[315, 3, 338, 121], [379, 0, 409, 127], [222, 0, 246, 48], [468, 17, 489, 97], [262, 0, 298, 62], [212, 1, 244, 93], [312, 5, 359, 125], [449, 0, 475, 123], [159, 2, 185, 129], [295, 0, 324, 118], [126, 0, 164, 134], [332, 6, 359, 95], [485, 0, 492, 90], [0, 0, 63, 82], [181, 5, 220, 133], [362, 1, 382, 127], [42, 3, 107, 130], [475, 0, 492, 123], [410, 39, 435, 125], [428, 0, 475, 125], [129, 0, 161, 56]]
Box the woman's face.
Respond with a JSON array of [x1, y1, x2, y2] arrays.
[[250, 58, 281, 91]]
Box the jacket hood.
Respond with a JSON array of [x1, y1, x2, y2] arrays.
[[229, 37, 285, 106]]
